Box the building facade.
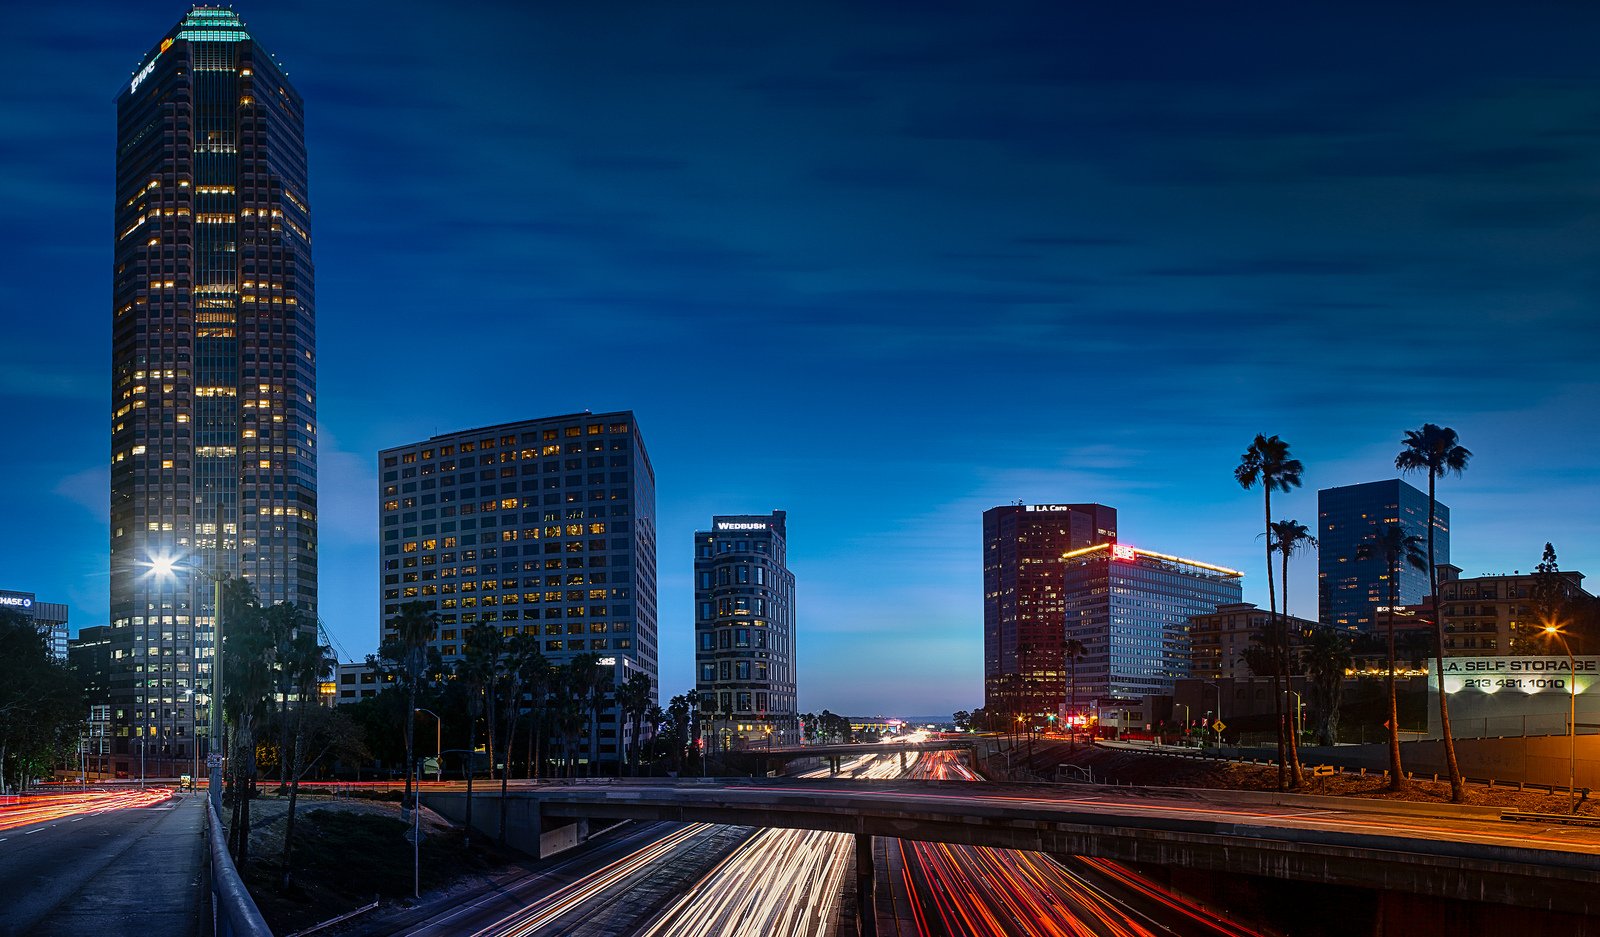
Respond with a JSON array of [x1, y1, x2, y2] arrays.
[[1318, 480, 1446, 631], [378, 411, 656, 766], [333, 660, 391, 705], [983, 504, 1118, 718], [68, 625, 114, 701], [1, 590, 69, 660], [109, 7, 317, 778], [1188, 602, 1319, 682], [1439, 569, 1590, 657], [694, 511, 798, 748], [1062, 543, 1243, 701]]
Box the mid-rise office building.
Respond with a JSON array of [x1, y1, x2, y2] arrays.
[[983, 503, 1117, 718], [694, 511, 798, 748], [1, 590, 69, 660], [378, 411, 656, 766], [1188, 602, 1319, 682], [1062, 543, 1243, 700], [1439, 568, 1590, 657], [1318, 480, 1446, 631], [69, 625, 114, 700], [109, 7, 317, 779]]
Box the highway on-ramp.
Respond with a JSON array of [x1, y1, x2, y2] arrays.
[[0, 789, 204, 937]]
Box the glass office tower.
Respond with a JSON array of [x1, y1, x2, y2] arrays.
[[1062, 543, 1243, 700], [1318, 480, 1447, 631], [110, 8, 316, 778]]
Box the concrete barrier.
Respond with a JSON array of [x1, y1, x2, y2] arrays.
[[207, 800, 272, 937]]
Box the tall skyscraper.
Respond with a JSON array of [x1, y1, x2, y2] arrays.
[[109, 8, 316, 778], [378, 411, 656, 766], [1062, 543, 1243, 701], [694, 511, 798, 748], [982, 503, 1117, 718], [1318, 480, 1447, 631]]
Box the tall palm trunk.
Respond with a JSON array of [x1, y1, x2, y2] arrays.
[[1265, 489, 1287, 790], [1280, 546, 1304, 786], [1427, 474, 1464, 801], [281, 710, 305, 892], [1385, 572, 1406, 791], [464, 694, 477, 848]]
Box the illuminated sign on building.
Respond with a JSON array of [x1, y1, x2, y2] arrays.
[[131, 56, 160, 93], [716, 522, 767, 531], [1025, 505, 1077, 512], [0, 591, 35, 610], [1436, 656, 1600, 696], [1110, 544, 1137, 562]]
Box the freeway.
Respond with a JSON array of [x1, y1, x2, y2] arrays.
[[383, 819, 751, 937], [0, 789, 203, 937], [886, 752, 1263, 937], [391, 754, 906, 937], [637, 753, 914, 937]]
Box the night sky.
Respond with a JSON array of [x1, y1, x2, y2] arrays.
[[2, 2, 1597, 716]]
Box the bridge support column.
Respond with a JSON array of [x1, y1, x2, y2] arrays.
[[830, 756, 841, 775], [855, 832, 875, 937], [899, 750, 907, 770]]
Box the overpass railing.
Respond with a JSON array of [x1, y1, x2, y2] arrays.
[[206, 798, 273, 937]]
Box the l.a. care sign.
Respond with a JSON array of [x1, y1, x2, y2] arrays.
[[1434, 656, 1599, 696]]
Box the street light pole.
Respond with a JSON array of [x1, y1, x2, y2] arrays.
[[1204, 681, 1223, 746], [1545, 624, 1578, 813], [208, 574, 225, 818]]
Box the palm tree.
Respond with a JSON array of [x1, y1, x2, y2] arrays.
[[459, 622, 503, 846], [1357, 523, 1427, 791], [1015, 642, 1036, 742], [1064, 639, 1086, 748], [1270, 519, 1316, 780], [616, 672, 653, 776], [389, 601, 437, 812], [495, 634, 542, 845], [1236, 434, 1305, 790], [279, 627, 333, 892], [1396, 423, 1472, 802], [1301, 628, 1352, 748]]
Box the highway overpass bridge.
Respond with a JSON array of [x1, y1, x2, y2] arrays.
[[723, 737, 993, 775], [421, 777, 1600, 920]]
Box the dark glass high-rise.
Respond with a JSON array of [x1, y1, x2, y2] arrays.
[[109, 8, 316, 779]]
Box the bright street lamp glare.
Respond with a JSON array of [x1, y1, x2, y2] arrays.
[[146, 554, 179, 578]]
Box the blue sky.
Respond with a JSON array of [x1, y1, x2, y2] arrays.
[[1, 2, 1597, 716]]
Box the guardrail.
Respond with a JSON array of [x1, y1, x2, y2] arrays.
[[206, 798, 274, 937]]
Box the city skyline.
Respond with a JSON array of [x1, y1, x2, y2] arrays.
[[2, 2, 1598, 715]]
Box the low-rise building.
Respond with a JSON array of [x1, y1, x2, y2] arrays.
[[1188, 603, 1321, 681], [1440, 568, 1590, 657]]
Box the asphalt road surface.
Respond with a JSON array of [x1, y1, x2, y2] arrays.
[[0, 791, 205, 937]]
